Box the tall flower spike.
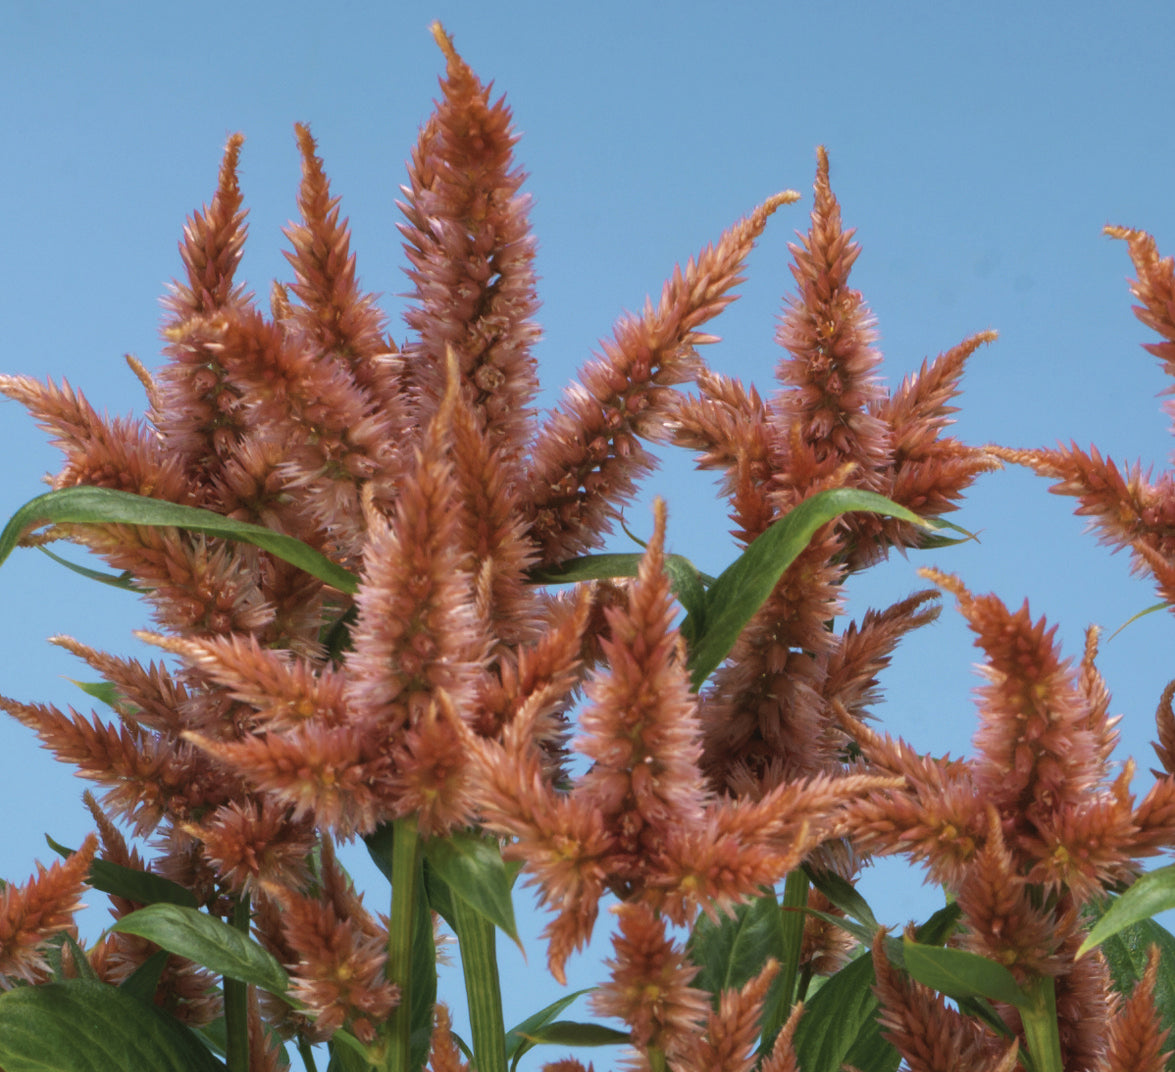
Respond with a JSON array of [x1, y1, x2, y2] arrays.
[[400, 23, 541, 463], [527, 189, 800, 564], [590, 902, 709, 1071], [921, 568, 1104, 821], [773, 145, 890, 490], [991, 228, 1175, 611], [0, 834, 97, 986], [574, 497, 708, 877]]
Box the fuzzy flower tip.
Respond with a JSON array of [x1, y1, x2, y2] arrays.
[[0, 834, 98, 987]]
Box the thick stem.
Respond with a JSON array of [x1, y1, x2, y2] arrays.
[[451, 893, 507, 1072], [384, 815, 421, 1072], [1021, 975, 1064, 1072], [224, 893, 251, 1072]]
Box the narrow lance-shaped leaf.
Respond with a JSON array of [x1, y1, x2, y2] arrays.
[[45, 835, 198, 908], [505, 989, 593, 1071], [111, 903, 289, 994], [1078, 864, 1175, 957], [0, 486, 359, 594], [685, 488, 937, 689], [901, 935, 1029, 1008]]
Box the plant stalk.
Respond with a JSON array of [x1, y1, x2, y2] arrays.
[[224, 893, 251, 1072], [384, 816, 421, 1072], [1020, 975, 1063, 1072], [451, 892, 507, 1072]]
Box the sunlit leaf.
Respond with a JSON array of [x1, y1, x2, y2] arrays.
[[901, 936, 1028, 1008], [423, 830, 521, 948], [684, 488, 936, 689], [1078, 865, 1175, 957], [112, 904, 288, 994], [0, 486, 358, 594]]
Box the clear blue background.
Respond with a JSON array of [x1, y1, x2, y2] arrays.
[[3, 0, 1175, 1064]]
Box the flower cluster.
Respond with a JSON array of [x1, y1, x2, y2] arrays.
[[2, 21, 1174, 1072]]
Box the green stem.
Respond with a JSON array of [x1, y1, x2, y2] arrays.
[[224, 893, 251, 1072], [297, 1036, 319, 1072], [451, 893, 507, 1072], [758, 871, 808, 1053], [1020, 975, 1063, 1072], [384, 816, 421, 1072]]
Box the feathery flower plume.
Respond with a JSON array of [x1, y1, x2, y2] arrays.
[[0, 834, 97, 987], [672, 148, 998, 795], [528, 190, 800, 564], [991, 227, 1175, 611], [473, 499, 899, 980], [591, 902, 710, 1071]]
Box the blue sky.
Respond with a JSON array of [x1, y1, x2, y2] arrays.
[[3, 0, 1175, 1063]]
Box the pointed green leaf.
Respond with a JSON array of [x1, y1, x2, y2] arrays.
[[37, 544, 139, 590], [901, 936, 1029, 1008], [792, 949, 897, 1072], [119, 949, 171, 1002], [1098, 914, 1175, 1042], [913, 901, 962, 946], [65, 679, 129, 711], [506, 989, 592, 1071], [111, 904, 288, 994], [45, 835, 199, 908], [687, 890, 783, 1003], [803, 864, 880, 930], [803, 908, 875, 948], [327, 1031, 376, 1072], [0, 979, 225, 1072], [684, 488, 936, 689], [1078, 865, 1175, 957], [517, 1021, 629, 1047], [423, 831, 521, 947], [0, 486, 358, 594]]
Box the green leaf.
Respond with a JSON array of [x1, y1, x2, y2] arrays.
[[684, 488, 936, 689], [1108, 601, 1168, 642], [1094, 913, 1175, 1042], [36, 544, 139, 590], [1078, 865, 1175, 957], [0, 486, 358, 594], [506, 989, 592, 1071], [0, 978, 225, 1072], [516, 1021, 629, 1047], [65, 679, 130, 711], [686, 890, 783, 1003], [111, 904, 288, 994], [913, 901, 962, 946], [803, 864, 880, 930], [422, 831, 521, 948], [45, 835, 199, 908], [119, 949, 171, 1002], [327, 1031, 376, 1072], [901, 936, 1029, 1008], [792, 951, 897, 1072]]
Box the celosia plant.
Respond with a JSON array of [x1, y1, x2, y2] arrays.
[[1, 20, 1174, 1072]]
